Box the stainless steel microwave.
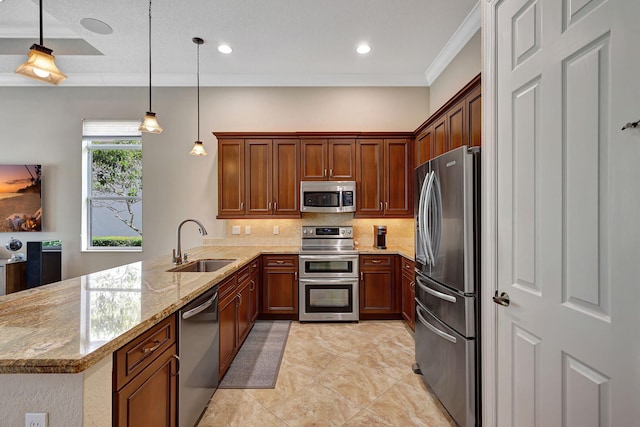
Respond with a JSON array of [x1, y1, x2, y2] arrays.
[[300, 181, 356, 213]]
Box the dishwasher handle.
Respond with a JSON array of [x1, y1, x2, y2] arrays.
[[182, 292, 218, 320]]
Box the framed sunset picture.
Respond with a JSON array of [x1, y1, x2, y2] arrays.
[[0, 165, 42, 232]]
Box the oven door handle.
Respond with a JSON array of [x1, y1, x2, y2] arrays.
[[299, 255, 358, 260], [299, 278, 357, 284]]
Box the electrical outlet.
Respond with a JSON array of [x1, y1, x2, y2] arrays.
[[245, 225, 251, 235], [231, 226, 241, 235], [273, 225, 279, 235], [25, 413, 48, 427]]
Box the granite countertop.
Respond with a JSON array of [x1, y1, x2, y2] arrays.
[[0, 245, 413, 374]]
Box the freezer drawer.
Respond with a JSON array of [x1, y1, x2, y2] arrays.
[[415, 272, 476, 338], [415, 299, 477, 427]]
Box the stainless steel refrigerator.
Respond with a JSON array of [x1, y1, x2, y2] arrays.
[[414, 145, 481, 427]]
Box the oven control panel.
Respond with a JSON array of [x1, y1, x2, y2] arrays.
[[302, 226, 353, 237]]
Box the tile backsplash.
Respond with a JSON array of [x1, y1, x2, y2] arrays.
[[203, 213, 414, 248]]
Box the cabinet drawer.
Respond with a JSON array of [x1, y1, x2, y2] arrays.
[[401, 257, 415, 275], [360, 255, 393, 268], [114, 314, 176, 389], [263, 255, 298, 268], [218, 274, 237, 301]]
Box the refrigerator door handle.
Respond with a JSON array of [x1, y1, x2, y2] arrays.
[[431, 173, 443, 262], [416, 304, 457, 343], [418, 171, 432, 265], [416, 276, 456, 303], [424, 171, 436, 266]]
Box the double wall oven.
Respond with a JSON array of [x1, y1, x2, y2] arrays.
[[298, 226, 359, 322]]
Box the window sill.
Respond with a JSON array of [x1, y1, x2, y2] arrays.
[[82, 248, 143, 253]]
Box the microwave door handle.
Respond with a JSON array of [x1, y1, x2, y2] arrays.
[[416, 304, 457, 343]]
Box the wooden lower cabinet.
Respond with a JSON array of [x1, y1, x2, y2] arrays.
[[114, 315, 178, 427], [262, 255, 298, 315], [359, 255, 400, 316], [400, 257, 416, 330]]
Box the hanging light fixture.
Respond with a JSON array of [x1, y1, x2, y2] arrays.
[[189, 37, 207, 156], [139, 0, 163, 134], [14, 0, 67, 85]]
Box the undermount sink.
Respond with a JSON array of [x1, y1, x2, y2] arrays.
[[168, 259, 236, 273]]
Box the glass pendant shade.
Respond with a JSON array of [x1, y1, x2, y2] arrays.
[[15, 45, 67, 85], [139, 112, 163, 134], [189, 141, 207, 156]]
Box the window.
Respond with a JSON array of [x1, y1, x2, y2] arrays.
[[82, 120, 142, 251]]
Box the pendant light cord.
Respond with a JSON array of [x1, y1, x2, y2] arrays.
[[39, 0, 44, 46], [197, 42, 200, 141], [148, 0, 152, 111]]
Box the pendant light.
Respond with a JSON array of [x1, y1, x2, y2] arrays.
[[14, 0, 67, 85], [139, 0, 163, 134], [189, 37, 207, 156]]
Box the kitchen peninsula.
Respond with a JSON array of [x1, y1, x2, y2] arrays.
[[0, 243, 413, 426]]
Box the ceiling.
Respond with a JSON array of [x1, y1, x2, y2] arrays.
[[0, 0, 479, 87]]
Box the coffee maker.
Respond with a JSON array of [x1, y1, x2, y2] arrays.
[[373, 225, 387, 249]]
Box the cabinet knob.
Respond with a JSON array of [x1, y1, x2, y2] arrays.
[[371, 259, 382, 264]]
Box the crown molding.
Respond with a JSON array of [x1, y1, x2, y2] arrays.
[[424, 1, 481, 86]]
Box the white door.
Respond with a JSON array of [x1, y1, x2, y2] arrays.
[[485, 0, 640, 425]]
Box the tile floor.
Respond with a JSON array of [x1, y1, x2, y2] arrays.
[[197, 320, 455, 427]]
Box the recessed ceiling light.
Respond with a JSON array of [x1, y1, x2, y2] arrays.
[[80, 18, 113, 35], [218, 44, 232, 54], [356, 44, 371, 54]]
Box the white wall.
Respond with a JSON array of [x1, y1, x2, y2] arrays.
[[0, 86, 428, 277], [429, 30, 481, 113]]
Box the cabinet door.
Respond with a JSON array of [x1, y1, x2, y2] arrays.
[[356, 139, 384, 216], [416, 127, 434, 166], [359, 255, 395, 314], [328, 139, 355, 180], [447, 100, 466, 151], [433, 116, 448, 157], [245, 139, 272, 215], [249, 262, 260, 323], [262, 270, 298, 314], [114, 344, 177, 427], [218, 139, 245, 217], [218, 293, 237, 379], [272, 139, 300, 215], [237, 282, 252, 345], [466, 84, 482, 147], [384, 139, 412, 217], [400, 258, 415, 330], [300, 139, 327, 180], [5, 261, 26, 294]]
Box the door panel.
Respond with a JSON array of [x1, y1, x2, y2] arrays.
[[273, 139, 299, 215], [356, 140, 383, 214], [328, 139, 355, 180], [490, 0, 639, 425], [301, 139, 327, 180], [245, 139, 272, 215], [384, 139, 412, 216]]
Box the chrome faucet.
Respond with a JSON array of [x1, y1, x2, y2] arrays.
[[173, 219, 208, 265]]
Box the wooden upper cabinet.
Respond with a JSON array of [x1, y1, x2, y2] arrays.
[[301, 138, 355, 181], [416, 127, 434, 167], [356, 139, 384, 215], [433, 116, 448, 157], [466, 84, 482, 147], [300, 139, 326, 180], [356, 138, 413, 218], [218, 139, 245, 217], [272, 139, 300, 215], [384, 139, 412, 217], [447, 99, 466, 151], [413, 73, 481, 161], [328, 139, 355, 180], [245, 139, 272, 216]]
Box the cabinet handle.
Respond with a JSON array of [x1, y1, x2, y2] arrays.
[[330, 168, 333, 177], [237, 293, 243, 306], [379, 202, 383, 210], [268, 201, 272, 211], [324, 169, 327, 177], [294, 271, 298, 281], [249, 280, 255, 291], [274, 201, 278, 211], [172, 355, 180, 377], [141, 339, 162, 354], [360, 272, 363, 281], [371, 260, 382, 264], [385, 202, 388, 210], [240, 201, 244, 210], [404, 263, 411, 269], [275, 260, 284, 264], [252, 263, 257, 268]]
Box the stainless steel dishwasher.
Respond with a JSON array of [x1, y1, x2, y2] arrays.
[[178, 285, 219, 427]]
